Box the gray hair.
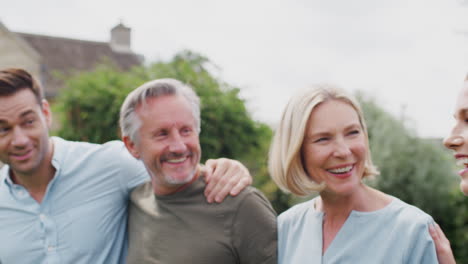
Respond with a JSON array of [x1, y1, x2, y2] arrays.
[[119, 78, 201, 142]]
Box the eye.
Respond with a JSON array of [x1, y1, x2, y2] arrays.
[[181, 127, 193, 135], [154, 130, 168, 139], [314, 137, 329, 143], [348, 130, 360, 136], [0, 126, 10, 135], [24, 119, 35, 126]]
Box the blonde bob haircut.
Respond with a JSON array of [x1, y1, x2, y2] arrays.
[[268, 84, 379, 196]]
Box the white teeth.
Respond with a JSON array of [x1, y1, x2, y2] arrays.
[[456, 158, 468, 167], [328, 166, 353, 174], [166, 157, 187, 164]]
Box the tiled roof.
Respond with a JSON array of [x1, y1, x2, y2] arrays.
[[16, 32, 142, 97]]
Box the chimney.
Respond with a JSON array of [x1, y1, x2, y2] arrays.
[[110, 22, 131, 53]]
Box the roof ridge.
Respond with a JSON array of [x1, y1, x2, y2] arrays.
[[15, 31, 108, 46]]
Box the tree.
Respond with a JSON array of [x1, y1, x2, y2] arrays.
[[54, 64, 138, 143]]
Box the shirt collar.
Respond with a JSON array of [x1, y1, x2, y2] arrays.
[[1, 165, 13, 188]]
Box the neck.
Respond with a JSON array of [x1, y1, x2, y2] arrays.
[[10, 138, 55, 203], [317, 184, 391, 218]]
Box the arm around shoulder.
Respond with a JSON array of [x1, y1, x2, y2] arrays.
[[105, 141, 149, 195]]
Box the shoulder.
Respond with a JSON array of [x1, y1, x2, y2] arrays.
[[237, 186, 270, 202], [220, 186, 269, 207], [278, 199, 315, 225], [230, 186, 275, 212], [388, 197, 434, 226], [53, 137, 141, 168], [386, 198, 438, 262], [220, 186, 277, 223], [382, 197, 435, 243], [53, 137, 125, 157], [52, 136, 100, 151]]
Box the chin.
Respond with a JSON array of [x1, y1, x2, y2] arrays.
[[166, 170, 196, 185], [461, 182, 468, 196]]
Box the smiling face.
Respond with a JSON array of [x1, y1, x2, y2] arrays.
[[124, 95, 201, 195], [443, 81, 468, 195], [301, 99, 367, 197], [0, 89, 52, 178]]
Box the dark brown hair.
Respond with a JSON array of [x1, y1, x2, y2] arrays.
[[0, 68, 44, 105]]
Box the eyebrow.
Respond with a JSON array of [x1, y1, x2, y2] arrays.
[[20, 110, 36, 118], [0, 110, 36, 124]]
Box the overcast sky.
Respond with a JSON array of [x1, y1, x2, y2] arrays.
[[2, 0, 468, 138]]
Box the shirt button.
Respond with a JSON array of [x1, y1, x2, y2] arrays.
[[48, 246, 55, 252], [18, 190, 25, 196], [39, 214, 46, 221]]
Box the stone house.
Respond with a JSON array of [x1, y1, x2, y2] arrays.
[[0, 21, 143, 98]]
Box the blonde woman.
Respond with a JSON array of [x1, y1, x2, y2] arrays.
[[269, 85, 438, 263]]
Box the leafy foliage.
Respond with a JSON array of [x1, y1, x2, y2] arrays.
[[54, 64, 136, 142]]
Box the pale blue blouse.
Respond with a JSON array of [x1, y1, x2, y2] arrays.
[[278, 197, 438, 264]]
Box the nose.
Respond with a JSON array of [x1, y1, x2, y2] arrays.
[[332, 138, 352, 158], [168, 133, 187, 153], [443, 134, 464, 150], [11, 127, 29, 148]]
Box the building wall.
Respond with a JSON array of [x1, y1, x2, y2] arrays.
[[0, 27, 42, 83]]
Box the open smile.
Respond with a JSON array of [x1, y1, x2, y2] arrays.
[[326, 164, 354, 178], [161, 152, 193, 165], [165, 156, 188, 164]]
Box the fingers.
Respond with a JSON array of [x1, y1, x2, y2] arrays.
[[428, 224, 438, 241], [202, 160, 213, 183], [202, 158, 252, 203], [430, 223, 450, 245], [429, 223, 456, 264]]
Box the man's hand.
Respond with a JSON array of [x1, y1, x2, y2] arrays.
[[429, 223, 456, 264], [202, 158, 252, 203]]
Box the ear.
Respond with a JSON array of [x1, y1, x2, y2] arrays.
[[41, 99, 52, 127], [123, 136, 140, 159]]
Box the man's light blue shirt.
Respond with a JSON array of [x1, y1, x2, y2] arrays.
[[0, 137, 148, 264], [278, 197, 438, 264]]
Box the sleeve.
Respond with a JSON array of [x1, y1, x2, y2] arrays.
[[107, 141, 149, 196], [277, 211, 291, 263], [232, 189, 278, 264], [404, 218, 439, 264]]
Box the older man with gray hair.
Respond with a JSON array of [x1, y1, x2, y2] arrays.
[[120, 78, 277, 263]]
